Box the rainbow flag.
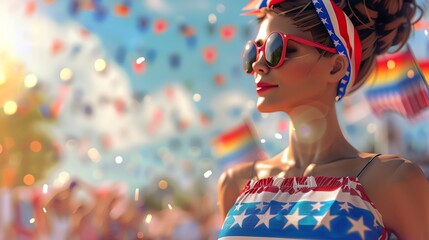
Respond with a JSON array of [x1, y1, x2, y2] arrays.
[[417, 58, 429, 85], [212, 121, 265, 170], [365, 46, 429, 118]]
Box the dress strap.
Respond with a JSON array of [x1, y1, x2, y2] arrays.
[[356, 153, 382, 178], [249, 158, 260, 181]]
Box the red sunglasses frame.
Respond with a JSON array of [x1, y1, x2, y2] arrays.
[[243, 31, 337, 73]]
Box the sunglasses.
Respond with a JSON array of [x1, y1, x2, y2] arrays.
[[242, 32, 337, 74]]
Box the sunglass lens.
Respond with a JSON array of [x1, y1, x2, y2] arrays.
[[242, 41, 257, 73], [265, 32, 284, 67]]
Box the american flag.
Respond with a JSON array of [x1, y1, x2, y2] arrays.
[[218, 176, 388, 239], [365, 46, 429, 119]]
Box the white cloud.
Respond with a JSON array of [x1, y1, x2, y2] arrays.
[[0, 1, 200, 152], [210, 90, 253, 128]]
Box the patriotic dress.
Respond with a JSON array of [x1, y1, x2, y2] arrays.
[[218, 176, 389, 239]]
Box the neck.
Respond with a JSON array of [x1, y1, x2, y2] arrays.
[[282, 102, 359, 169]]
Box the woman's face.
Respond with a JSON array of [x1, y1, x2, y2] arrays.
[[252, 12, 334, 113]]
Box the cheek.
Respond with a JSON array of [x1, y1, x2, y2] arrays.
[[275, 60, 329, 100], [277, 60, 320, 85]]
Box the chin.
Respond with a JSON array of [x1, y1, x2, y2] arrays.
[[256, 103, 279, 113]]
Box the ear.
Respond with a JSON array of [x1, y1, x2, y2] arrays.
[[328, 54, 349, 83]]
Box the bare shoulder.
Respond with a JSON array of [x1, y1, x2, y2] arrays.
[[217, 160, 257, 220], [363, 154, 429, 238], [366, 154, 427, 185]]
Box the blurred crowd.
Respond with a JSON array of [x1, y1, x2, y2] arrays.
[[0, 179, 221, 240]]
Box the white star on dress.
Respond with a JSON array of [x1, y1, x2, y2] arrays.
[[333, 40, 340, 46], [347, 216, 371, 239], [312, 0, 319, 4], [328, 30, 334, 35], [311, 201, 324, 211], [321, 18, 328, 24], [235, 203, 243, 211], [255, 202, 265, 211], [316, 8, 323, 13], [339, 202, 352, 213], [254, 207, 275, 228], [231, 211, 249, 228], [281, 202, 292, 211], [346, 180, 358, 190], [283, 209, 305, 229], [313, 211, 338, 231]]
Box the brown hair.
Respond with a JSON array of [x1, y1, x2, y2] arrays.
[[263, 0, 423, 94]]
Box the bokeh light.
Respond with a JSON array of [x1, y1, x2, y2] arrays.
[[23, 174, 35, 186], [407, 69, 415, 78], [24, 74, 38, 88], [88, 148, 101, 162], [208, 13, 217, 24], [94, 58, 107, 72], [58, 171, 70, 184], [136, 57, 145, 64], [216, 4, 225, 13], [387, 60, 396, 70], [115, 155, 123, 164], [30, 140, 42, 152], [145, 214, 152, 224], [204, 170, 212, 178], [134, 188, 139, 201], [158, 180, 168, 190], [3, 100, 18, 115], [43, 184, 48, 194], [193, 93, 201, 102], [367, 123, 377, 134], [60, 67, 73, 81]]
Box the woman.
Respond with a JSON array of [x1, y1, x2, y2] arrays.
[[217, 0, 429, 239]]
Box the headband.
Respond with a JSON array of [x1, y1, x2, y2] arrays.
[[243, 0, 362, 101]]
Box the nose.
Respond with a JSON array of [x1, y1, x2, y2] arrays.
[[252, 51, 269, 75]]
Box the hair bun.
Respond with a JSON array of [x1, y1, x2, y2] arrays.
[[371, 0, 422, 54]]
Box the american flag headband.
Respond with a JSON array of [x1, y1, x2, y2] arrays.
[[243, 0, 362, 101]]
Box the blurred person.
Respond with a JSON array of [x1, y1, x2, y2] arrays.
[[67, 179, 100, 240], [41, 181, 77, 240], [0, 187, 14, 240], [11, 186, 43, 240], [217, 0, 429, 239]]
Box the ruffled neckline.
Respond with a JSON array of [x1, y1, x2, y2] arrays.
[[242, 176, 367, 198]]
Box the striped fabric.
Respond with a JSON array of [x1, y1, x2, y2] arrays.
[[218, 176, 388, 239], [311, 0, 362, 100]]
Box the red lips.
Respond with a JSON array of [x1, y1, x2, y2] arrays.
[[256, 82, 278, 94]]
